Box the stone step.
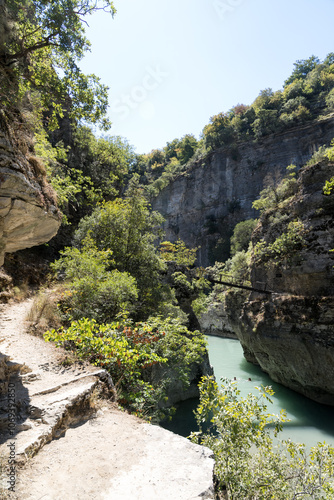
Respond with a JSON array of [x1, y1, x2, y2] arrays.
[[0, 370, 113, 464]]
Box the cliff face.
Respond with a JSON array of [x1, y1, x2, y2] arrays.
[[0, 118, 60, 266], [152, 117, 334, 266], [226, 160, 334, 405]]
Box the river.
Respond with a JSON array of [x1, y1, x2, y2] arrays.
[[162, 336, 334, 448]]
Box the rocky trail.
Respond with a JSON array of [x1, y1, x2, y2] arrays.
[[0, 298, 215, 499]]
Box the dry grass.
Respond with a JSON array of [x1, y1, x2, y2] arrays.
[[26, 286, 65, 337], [11, 282, 30, 302], [27, 155, 47, 177]]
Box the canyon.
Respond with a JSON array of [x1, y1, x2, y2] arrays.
[[154, 116, 334, 405], [153, 116, 334, 266]]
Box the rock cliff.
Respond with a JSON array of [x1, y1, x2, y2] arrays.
[[152, 117, 334, 266], [0, 114, 61, 266], [226, 160, 334, 405]]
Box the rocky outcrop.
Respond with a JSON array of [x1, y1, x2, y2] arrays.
[[0, 117, 61, 266], [199, 301, 237, 338], [226, 160, 334, 405], [153, 117, 334, 266]]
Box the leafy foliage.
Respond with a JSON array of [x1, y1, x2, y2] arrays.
[[0, 0, 115, 128], [159, 239, 198, 266], [254, 220, 307, 265], [44, 316, 207, 419], [308, 139, 334, 168], [51, 236, 139, 322], [252, 165, 298, 214], [191, 377, 334, 500], [230, 219, 258, 256], [72, 182, 166, 317], [71, 126, 136, 200], [324, 178, 334, 195]]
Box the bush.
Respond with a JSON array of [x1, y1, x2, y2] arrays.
[[45, 316, 207, 420], [253, 165, 298, 213], [254, 220, 307, 265], [230, 219, 258, 256], [51, 237, 138, 322], [191, 377, 334, 500], [159, 239, 198, 266]]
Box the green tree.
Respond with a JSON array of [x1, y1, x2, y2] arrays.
[[0, 0, 115, 128], [159, 239, 198, 267], [202, 112, 235, 150], [230, 219, 258, 256], [284, 55, 321, 87], [72, 126, 136, 199], [73, 179, 167, 317], [52, 236, 138, 322]]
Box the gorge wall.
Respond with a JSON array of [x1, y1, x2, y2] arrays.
[[226, 159, 334, 405], [152, 116, 334, 266], [0, 115, 60, 267]]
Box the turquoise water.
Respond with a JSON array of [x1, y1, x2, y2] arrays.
[[162, 336, 334, 448]]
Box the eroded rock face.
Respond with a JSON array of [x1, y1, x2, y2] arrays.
[[152, 117, 334, 266], [0, 126, 60, 265], [226, 161, 334, 405], [198, 301, 237, 338]]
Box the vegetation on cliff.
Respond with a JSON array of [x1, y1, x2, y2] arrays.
[[128, 53, 334, 199]]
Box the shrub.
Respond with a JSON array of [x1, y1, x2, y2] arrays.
[[254, 220, 307, 265], [253, 165, 298, 213], [51, 237, 138, 322], [159, 239, 198, 266], [45, 316, 207, 420], [191, 377, 334, 500], [230, 219, 258, 256]]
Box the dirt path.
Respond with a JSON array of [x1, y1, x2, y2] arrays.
[[0, 298, 215, 499]]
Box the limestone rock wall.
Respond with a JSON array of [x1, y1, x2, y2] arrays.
[[226, 160, 334, 405], [198, 301, 237, 338], [152, 117, 334, 266], [0, 122, 60, 265]]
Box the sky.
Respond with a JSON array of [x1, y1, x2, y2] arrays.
[[79, 0, 334, 154]]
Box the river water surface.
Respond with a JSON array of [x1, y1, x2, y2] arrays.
[[162, 336, 334, 448]]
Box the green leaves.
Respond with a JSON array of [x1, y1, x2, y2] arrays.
[[44, 315, 206, 420], [191, 377, 334, 499], [254, 220, 307, 265], [1, 0, 115, 128], [160, 239, 198, 266], [52, 236, 139, 322]]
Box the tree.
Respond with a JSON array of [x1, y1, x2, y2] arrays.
[[51, 236, 138, 322], [202, 112, 235, 150], [230, 219, 258, 256], [73, 178, 167, 317], [0, 0, 115, 128], [159, 239, 198, 267], [72, 126, 136, 199], [284, 55, 321, 87]]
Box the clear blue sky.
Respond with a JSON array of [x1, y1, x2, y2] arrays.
[[80, 0, 334, 154]]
